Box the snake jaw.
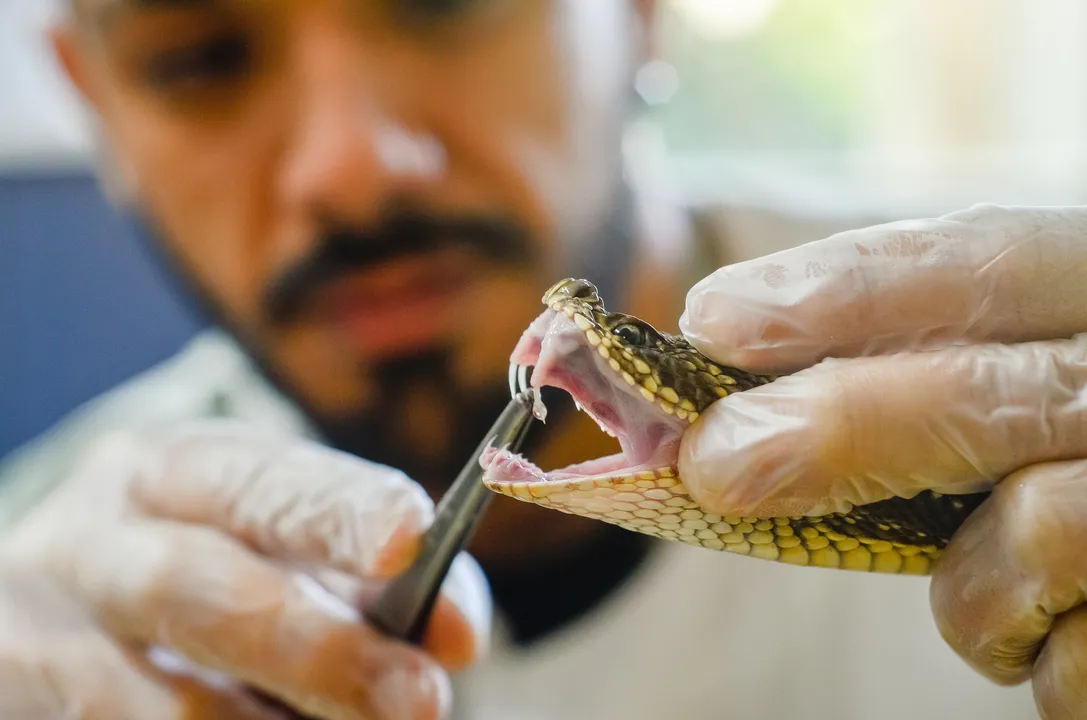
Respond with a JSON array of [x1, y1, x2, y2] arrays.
[[485, 308, 688, 486], [486, 278, 765, 491]]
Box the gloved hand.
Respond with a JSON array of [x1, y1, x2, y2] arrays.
[[0, 421, 491, 719], [675, 203, 1087, 718]]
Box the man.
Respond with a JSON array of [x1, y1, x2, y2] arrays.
[[0, 0, 1071, 717]]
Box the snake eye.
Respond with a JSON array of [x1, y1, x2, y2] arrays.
[[613, 323, 646, 346]]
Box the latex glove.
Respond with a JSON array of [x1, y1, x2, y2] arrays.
[[676, 203, 1087, 717], [0, 421, 491, 719]]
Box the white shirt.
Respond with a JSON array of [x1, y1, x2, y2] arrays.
[[0, 333, 1041, 720], [0, 201, 1042, 719]]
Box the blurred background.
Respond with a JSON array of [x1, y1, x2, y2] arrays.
[[2, 0, 1086, 459]]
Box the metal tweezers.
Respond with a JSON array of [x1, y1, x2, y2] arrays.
[[365, 390, 538, 644]]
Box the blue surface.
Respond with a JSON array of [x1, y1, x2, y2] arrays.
[[0, 171, 202, 459]]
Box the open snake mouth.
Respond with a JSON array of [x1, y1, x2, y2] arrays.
[[480, 309, 688, 484]]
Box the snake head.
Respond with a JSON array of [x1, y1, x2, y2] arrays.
[[482, 278, 772, 487], [536, 278, 769, 417]]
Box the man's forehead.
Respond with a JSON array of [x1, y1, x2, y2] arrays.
[[77, 0, 241, 27]]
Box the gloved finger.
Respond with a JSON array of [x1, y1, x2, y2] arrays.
[[929, 459, 1087, 697], [679, 205, 1087, 374], [678, 334, 1087, 518], [70, 521, 451, 720], [0, 637, 279, 720], [124, 422, 436, 579], [0, 569, 280, 720], [296, 551, 493, 672], [129, 645, 294, 720], [118, 423, 491, 669], [1032, 606, 1087, 720]]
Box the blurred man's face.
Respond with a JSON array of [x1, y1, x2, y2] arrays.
[[55, 0, 654, 492]]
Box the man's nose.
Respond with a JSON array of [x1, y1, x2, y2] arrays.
[[278, 21, 446, 223]]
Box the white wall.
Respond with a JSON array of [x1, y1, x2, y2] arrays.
[[0, 0, 94, 171], [851, 0, 1087, 207]]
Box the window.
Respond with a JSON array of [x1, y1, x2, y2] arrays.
[[632, 0, 1087, 211]]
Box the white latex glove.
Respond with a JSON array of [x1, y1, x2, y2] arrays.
[[676, 204, 1087, 718], [0, 421, 491, 720]]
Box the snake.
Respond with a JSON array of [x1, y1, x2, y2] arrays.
[[480, 278, 990, 575]]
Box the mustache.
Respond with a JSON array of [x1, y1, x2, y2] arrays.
[[264, 207, 535, 324]]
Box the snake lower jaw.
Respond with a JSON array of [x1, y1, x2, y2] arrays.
[[480, 445, 680, 485]]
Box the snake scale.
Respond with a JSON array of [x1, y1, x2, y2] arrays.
[[480, 278, 990, 575]]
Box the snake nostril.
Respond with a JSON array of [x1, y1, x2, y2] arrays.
[[567, 279, 600, 300], [542, 278, 600, 305]]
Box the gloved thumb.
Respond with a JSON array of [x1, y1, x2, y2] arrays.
[[678, 204, 1087, 375]]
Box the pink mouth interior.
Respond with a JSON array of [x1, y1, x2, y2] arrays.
[[481, 309, 687, 483]]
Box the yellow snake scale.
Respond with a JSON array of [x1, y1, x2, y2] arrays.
[[481, 278, 989, 575]]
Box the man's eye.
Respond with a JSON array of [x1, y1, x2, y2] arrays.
[[403, 0, 478, 16], [145, 34, 252, 89]]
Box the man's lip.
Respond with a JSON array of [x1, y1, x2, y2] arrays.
[[308, 254, 477, 359]]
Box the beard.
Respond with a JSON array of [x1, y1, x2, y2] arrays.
[[122, 182, 635, 497], [315, 348, 586, 498], [320, 347, 513, 495]]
